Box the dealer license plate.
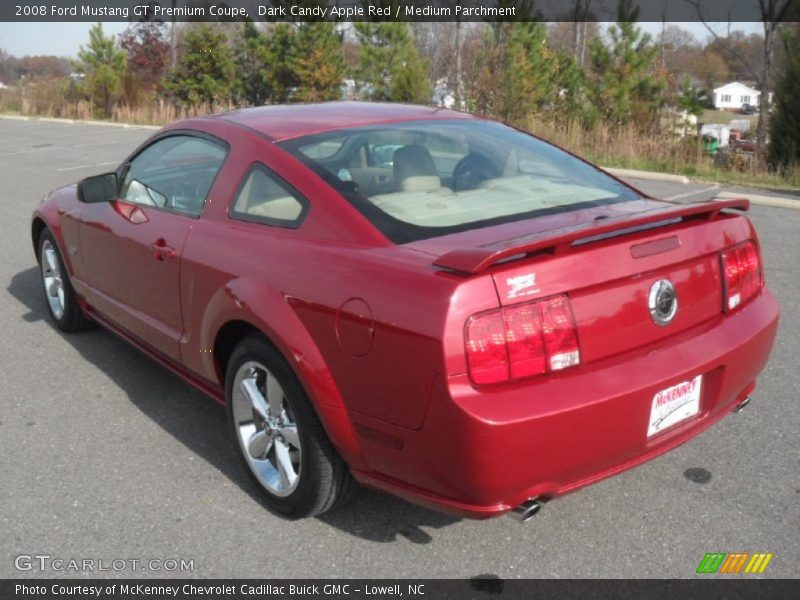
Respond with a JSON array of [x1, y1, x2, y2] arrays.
[[647, 375, 702, 437]]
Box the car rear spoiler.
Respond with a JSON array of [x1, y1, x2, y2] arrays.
[[433, 198, 750, 275]]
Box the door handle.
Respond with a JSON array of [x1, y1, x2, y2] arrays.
[[150, 239, 176, 261]]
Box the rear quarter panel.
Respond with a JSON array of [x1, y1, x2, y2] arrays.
[[178, 121, 464, 444]]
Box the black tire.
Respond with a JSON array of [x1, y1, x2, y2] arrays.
[[37, 229, 91, 333], [226, 334, 358, 517]]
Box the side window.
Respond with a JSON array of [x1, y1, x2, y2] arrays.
[[230, 164, 308, 228], [120, 135, 227, 217]]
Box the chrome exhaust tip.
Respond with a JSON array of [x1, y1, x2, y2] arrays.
[[733, 396, 751, 413], [510, 499, 541, 523]]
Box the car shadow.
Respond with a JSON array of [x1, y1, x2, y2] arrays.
[[7, 266, 460, 543]]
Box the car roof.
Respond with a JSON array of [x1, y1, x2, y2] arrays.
[[211, 101, 478, 142]]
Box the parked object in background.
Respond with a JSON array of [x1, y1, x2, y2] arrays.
[[732, 138, 758, 153], [741, 103, 756, 115], [701, 124, 731, 148], [702, 134, 720, 156]]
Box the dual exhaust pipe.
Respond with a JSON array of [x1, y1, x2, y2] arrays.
[[509, 498, 541, 523], [733, 396, 751, 413]]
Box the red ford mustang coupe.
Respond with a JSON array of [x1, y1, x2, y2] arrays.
[[32, 102, 779, 520]]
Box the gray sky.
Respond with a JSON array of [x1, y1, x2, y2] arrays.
[[0, 21, 765, 58]]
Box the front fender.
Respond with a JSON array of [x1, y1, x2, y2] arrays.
[[31, 185, 81, 274]]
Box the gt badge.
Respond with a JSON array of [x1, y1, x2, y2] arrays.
[[507, 273, 539, 299]]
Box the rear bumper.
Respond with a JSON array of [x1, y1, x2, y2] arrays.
[[351, 289, 780, 518]]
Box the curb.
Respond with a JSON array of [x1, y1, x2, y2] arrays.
[[0, 113, 161, 130], [716, 191, 800, 211], [604, 167, 691, 185], [38, 117, 75, 124]]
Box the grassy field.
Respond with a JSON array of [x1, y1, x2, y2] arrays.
[[702, 109, 759, 126]]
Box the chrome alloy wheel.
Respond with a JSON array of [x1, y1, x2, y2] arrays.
[[232, 361, 302, 497], [40, 239, 65, 320]]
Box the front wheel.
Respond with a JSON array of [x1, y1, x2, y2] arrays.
[[38, 229, 91, 332], [226, 335, 357, 517]]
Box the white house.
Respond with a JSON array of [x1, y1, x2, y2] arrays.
[[713, 82, 760, 111], [0, 81, 8, 90]]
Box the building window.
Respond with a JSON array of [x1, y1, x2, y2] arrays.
[[720, 94, 732, 103], [741, 95, 751, 103]]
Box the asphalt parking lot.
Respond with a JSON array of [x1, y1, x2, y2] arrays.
[[0, 118, 798, 579]]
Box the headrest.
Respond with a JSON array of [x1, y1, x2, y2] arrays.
[[393, 145, 441, 192]]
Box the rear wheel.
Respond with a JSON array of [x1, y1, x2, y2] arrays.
[[38, 229, 91, 332], [226, 334, 357, 517]]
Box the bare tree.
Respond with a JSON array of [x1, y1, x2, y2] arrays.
[[572, 0, 595, 66], [687, 0, 794, 159]]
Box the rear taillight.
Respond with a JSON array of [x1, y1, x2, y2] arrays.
[[465, 294, 580, 386], [721, 240, 762, 312]]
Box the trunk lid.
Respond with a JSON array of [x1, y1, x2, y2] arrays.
[[415, 198, 751, 364]]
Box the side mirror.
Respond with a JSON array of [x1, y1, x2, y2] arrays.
[[77, 173, 117, 204]]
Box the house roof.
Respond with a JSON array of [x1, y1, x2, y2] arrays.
[[713, 81, 759, 94], [213, 101, 476, 141]]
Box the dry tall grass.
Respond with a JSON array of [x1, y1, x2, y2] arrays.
[[2, 81, 797, 189], [528, 119, 800, 190], [0, 80, 231, 125]]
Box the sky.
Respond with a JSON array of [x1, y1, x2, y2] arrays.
[[0, 21, 765, 58]]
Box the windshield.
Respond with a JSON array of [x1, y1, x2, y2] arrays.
[[280, 120, 641, 243]]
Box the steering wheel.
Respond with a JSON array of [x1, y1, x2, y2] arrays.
[[452, 153, 497, 191]]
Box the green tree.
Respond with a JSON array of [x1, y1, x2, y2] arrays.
[[470, 22, 559, 128], [552, 52, 588, 123], [165, 24, 235, 108], [262, 23, 298, 104], [233, 21, 269, 106], [355, 23, 431, 104], [74, 23, 126, 118], [768, 29, 800, 170], [675, 78, 706, 137], [292, 23, 346, 102], [587, 0, 664, 127]]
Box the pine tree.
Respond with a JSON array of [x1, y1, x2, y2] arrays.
[[233, 21, 269, 106], [165, 24, 235, 108], [355, 23, 431, 104], [552, 52, 588, 123], [587, 0, 663, 128], [75, 23, 126, 118], [768, 29, 800, 171], [262, 23, 298, 104], [471, 22, 558, 127], [675, 78, 706, 137], [292, 23, 346, 102]]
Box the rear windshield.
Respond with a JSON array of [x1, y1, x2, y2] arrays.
[[280, 120, 641, 243]]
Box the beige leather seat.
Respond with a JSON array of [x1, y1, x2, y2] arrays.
[[235, 169, 303, 222], [392, 145, 442, 193]]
